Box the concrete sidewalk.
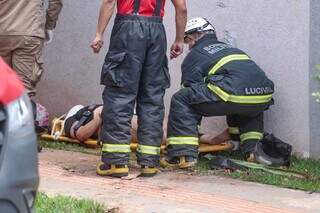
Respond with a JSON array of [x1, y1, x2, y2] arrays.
[[38, 149, 320, 213]]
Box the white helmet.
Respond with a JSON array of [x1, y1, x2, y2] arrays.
[[185, 17, 215, 35]]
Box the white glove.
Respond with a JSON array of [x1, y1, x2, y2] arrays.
[[45, 30, 54, 45]]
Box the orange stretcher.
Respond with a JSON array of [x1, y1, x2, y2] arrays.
[[40, 117, 233, 153]]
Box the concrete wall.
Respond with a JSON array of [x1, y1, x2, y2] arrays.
[[37, 0, 318, 157], [309, 0, 320, 157]]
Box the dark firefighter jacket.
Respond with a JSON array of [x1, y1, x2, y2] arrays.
[[181, 34, 274, 104]]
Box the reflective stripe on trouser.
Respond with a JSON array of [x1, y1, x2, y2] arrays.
[[137, 145, 161, 156], [227, 113, 264, 143], [168, 137, 199, 146], [227, 115, 241, 141], [240, 131, 263, 143], [167, 84, 270, 159], [207, 84, 273, 104], [102, 144, 131, 153], [167, 87, 204, 159], [100, 15, 169, 166], [228, 127, 240, 135], [167, 136, 199, 159], [228, 126, 240, 141]]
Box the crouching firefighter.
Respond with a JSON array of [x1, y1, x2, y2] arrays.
[[164, 17, 275, 169], [91, 0, 187, 177]]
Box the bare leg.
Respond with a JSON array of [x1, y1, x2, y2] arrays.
[[71, 107, 103, 141], [131, 116, 138, 143], [199, 129, 230, 145]]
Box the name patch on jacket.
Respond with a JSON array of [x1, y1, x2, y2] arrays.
[[203, 43, 232, 55], [245, 87, 273, 95]]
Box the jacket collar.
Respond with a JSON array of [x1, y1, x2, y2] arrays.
[[193, 33, 218, 48]]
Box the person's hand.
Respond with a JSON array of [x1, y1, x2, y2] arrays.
[[91, 35, 104, 54], [170, 41, 184, 59], [45, 30, 54, 45]]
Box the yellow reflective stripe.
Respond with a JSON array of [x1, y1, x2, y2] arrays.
[[229, 127, 240, 135], [208, 54, 250, 75], [102, 144, 131, 153], [207, 84, 273, 104], [137, 145, 160, 155], [240, 132, 263, 142], [168, 137, 199, 146]]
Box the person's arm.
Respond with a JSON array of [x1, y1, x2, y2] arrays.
[[199, 129, 231, 145], [73, 107, 103, 141], [91, 0, 116, 54], [45, 0, 63, 44], [170, 0, 187, 59]]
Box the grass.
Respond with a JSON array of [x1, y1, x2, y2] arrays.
[[39, 140, 100, 155], [35, 192, 105, 213], [195, 153, 320, 192]]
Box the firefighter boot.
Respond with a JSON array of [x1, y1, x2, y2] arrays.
[[161, 156, 197, 169], [139, 166, 159, 177], [96, 162, 129, 178]]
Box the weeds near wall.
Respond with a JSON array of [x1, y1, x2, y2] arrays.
[[312, 64, 320, 103]]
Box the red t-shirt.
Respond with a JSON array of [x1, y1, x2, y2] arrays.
[[117, 0, 166, 17]]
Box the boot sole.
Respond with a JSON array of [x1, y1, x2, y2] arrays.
[[139, 172, 157, 178], [96, 171, 129, 178], [179, 161, 197, 169], [110, 173, 129, 178]]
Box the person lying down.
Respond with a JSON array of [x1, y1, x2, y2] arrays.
[[62, 104, 231, 145]]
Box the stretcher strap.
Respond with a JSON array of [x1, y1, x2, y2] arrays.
[[168, 137, 199, 146], [50, 114, 66, 140]]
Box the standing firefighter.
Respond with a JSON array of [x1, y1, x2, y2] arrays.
[[91, 0, 187, 177], [0, 0, 63, 97], [165, 17, 275, 169]]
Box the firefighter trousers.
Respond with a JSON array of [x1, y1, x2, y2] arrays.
[[166, 83, 272, 160], [100, 15, 170, 167]]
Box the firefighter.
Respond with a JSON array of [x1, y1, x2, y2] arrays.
[[0, 0, 63, 97], [91, 0, 187, 177], [164, 17, 275, 169]]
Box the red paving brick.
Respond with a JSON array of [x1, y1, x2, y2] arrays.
[[39, 163, 304, 213]]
